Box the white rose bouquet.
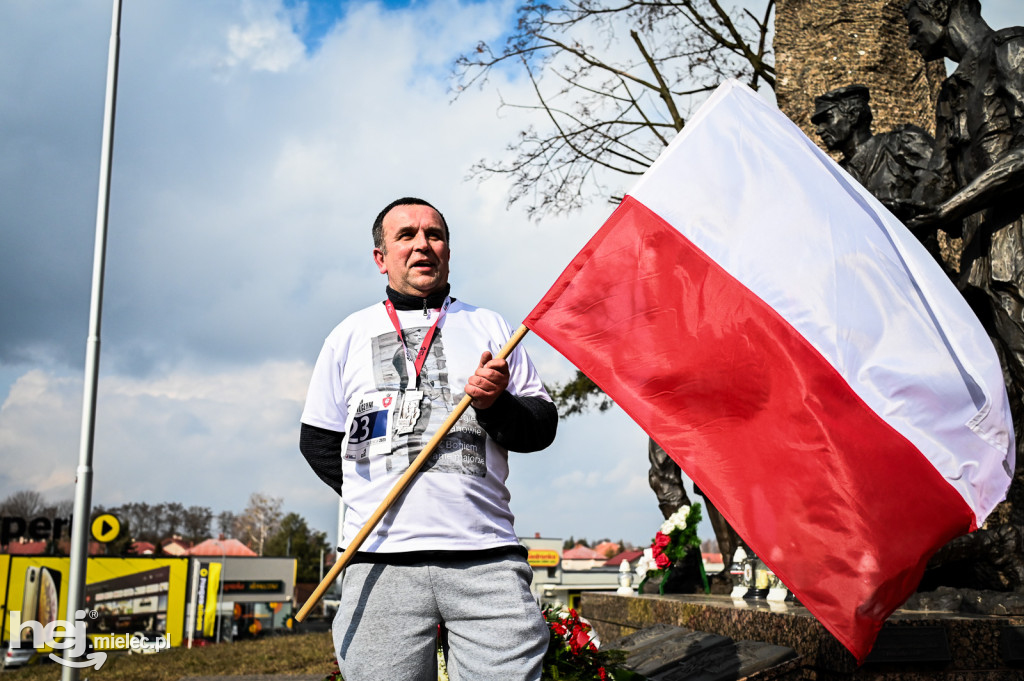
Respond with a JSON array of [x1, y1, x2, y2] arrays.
[[635, 503, 707, 595]]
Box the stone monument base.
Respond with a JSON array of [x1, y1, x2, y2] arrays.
[[582, 592, 1024, 680]]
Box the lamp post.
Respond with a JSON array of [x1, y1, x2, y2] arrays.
[[63, 2, 122, 679]]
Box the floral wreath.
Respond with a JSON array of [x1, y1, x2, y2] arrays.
[[635, 503, 707, 594], [541, 604, 626, 680]]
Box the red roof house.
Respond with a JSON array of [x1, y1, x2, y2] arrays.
[[160, 537, 191, 556], [4, 540, 48, 555], [604, 549, 644, 567], [562, 544, 604, 560], [188, 538, 257, 557]]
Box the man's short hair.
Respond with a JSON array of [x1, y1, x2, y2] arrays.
[[811, 84, 873, 129], [372, 197, 450, 250]]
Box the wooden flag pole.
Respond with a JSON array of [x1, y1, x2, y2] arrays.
[[295, 323, 531, 622]]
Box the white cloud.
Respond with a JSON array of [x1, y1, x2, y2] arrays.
[[225, 20, 305, 72], [221, 0, 307, 73], [0, 371, 82, 495], [0, 361, 323, 528]]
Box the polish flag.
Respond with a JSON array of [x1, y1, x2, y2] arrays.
[[524, 80, 1014, 661]]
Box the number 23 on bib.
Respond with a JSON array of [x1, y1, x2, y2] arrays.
[[341, 391, 398, 461]]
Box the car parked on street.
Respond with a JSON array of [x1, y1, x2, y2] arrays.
[[1, 643, 41, 669], [323, 586, 342, 618]]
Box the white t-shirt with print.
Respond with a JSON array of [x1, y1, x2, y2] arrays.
[[301, 299, 550, 553]]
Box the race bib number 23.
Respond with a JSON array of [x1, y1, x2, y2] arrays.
[[342, 392, 396, 461]]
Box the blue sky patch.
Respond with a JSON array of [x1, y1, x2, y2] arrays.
[[284, 0, 483, 53]]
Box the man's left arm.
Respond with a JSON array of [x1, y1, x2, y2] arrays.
[[466, 351, 558, 452]]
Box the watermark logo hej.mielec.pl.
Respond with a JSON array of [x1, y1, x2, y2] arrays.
[[8, 608, 171, 669]]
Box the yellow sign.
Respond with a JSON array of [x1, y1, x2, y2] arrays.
[[91, 514, 121, 543], [201, 562, 221, 638], [0, 556, 8, 624], [84, 557, 189, 647], [527, 549, 560, 567], [1, 557, 190, 648]]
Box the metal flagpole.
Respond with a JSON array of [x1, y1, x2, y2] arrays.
[[63, 1, 122, 679]]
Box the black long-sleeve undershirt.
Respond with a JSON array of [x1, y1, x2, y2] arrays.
[[299, 423, 344, 495], [472, 391, 557, 453]]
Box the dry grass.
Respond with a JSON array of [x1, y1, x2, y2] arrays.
[[4, 631, 336, 681]]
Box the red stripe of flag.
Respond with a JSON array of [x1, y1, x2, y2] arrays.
[[525, 195, 974, 660]]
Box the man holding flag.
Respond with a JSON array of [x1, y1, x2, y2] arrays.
[[295, 80, 1013, 666], [299, 197, 556, 680]]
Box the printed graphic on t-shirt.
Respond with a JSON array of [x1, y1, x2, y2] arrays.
[[370, 327, 487, 477]]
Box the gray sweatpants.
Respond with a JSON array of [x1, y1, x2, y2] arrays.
[[333, 553, 548, 681]]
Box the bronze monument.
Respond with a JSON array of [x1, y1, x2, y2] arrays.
[[812, 85, 936, 219], [903, 0, 1024, 591]]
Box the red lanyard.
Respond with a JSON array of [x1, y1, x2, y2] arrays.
[[383, 297, 451, 384]]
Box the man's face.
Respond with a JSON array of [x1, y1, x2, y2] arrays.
[[814, 107, 854, 152], [373, 203, 451, 296], [904, 2, 947, 60]]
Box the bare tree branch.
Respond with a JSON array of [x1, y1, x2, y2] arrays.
[[452, 0, 775, 219], [631, 29, 685, 131]]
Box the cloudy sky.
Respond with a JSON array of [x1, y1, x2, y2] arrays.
[[2, 0, 1021, 551]]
